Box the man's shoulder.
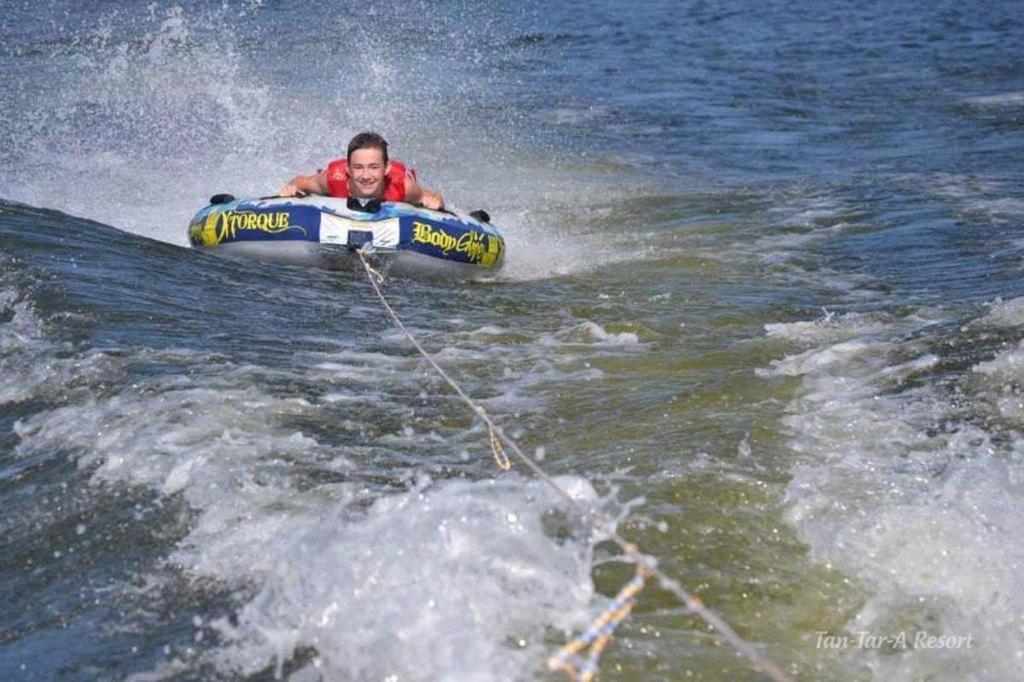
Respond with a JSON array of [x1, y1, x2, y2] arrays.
[[326, 159, 347, 182], [390, 160, 416, 180]]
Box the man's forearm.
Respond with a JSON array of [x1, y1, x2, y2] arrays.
[[405, 178, 444, 209], [279, 173, 324, 196], [292, 174, 323, 194]]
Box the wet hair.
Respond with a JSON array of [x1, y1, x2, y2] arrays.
[[347, 132, 389, 163]]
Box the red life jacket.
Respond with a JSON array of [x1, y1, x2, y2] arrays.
[[324, 159, 415, 202]]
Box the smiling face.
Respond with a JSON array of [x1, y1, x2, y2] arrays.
[[347, 147, 390, 199]]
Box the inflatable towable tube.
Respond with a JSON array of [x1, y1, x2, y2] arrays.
[[187, 195, 505, 274]]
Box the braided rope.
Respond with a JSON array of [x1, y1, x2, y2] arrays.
[[355, 250, 791, 682]]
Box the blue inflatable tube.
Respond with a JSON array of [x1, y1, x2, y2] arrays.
[[188, 195, 505, 274]]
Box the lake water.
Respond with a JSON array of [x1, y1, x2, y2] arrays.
[[2, 1, 1023, 679]]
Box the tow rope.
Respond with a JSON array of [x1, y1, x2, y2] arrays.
[[356, 249, 790, 682]]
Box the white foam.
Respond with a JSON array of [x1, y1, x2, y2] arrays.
[[182, 477, 598, 680], [764, 311, 891, 345], [758, 339, 880, 377], [962, 198, 1024, 218], [11, 340, 611, 680], [973, 340, 1024, 422], [903, 173, 1023, 228], [975, 345, 1020, 379], [978, 297, 1024, 327], [765, 309, 1024, 678], [966, 91, 1024, 107], [548, 321, 643, 348]]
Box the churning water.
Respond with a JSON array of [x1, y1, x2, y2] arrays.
[[2, 1, 1023, 679]]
